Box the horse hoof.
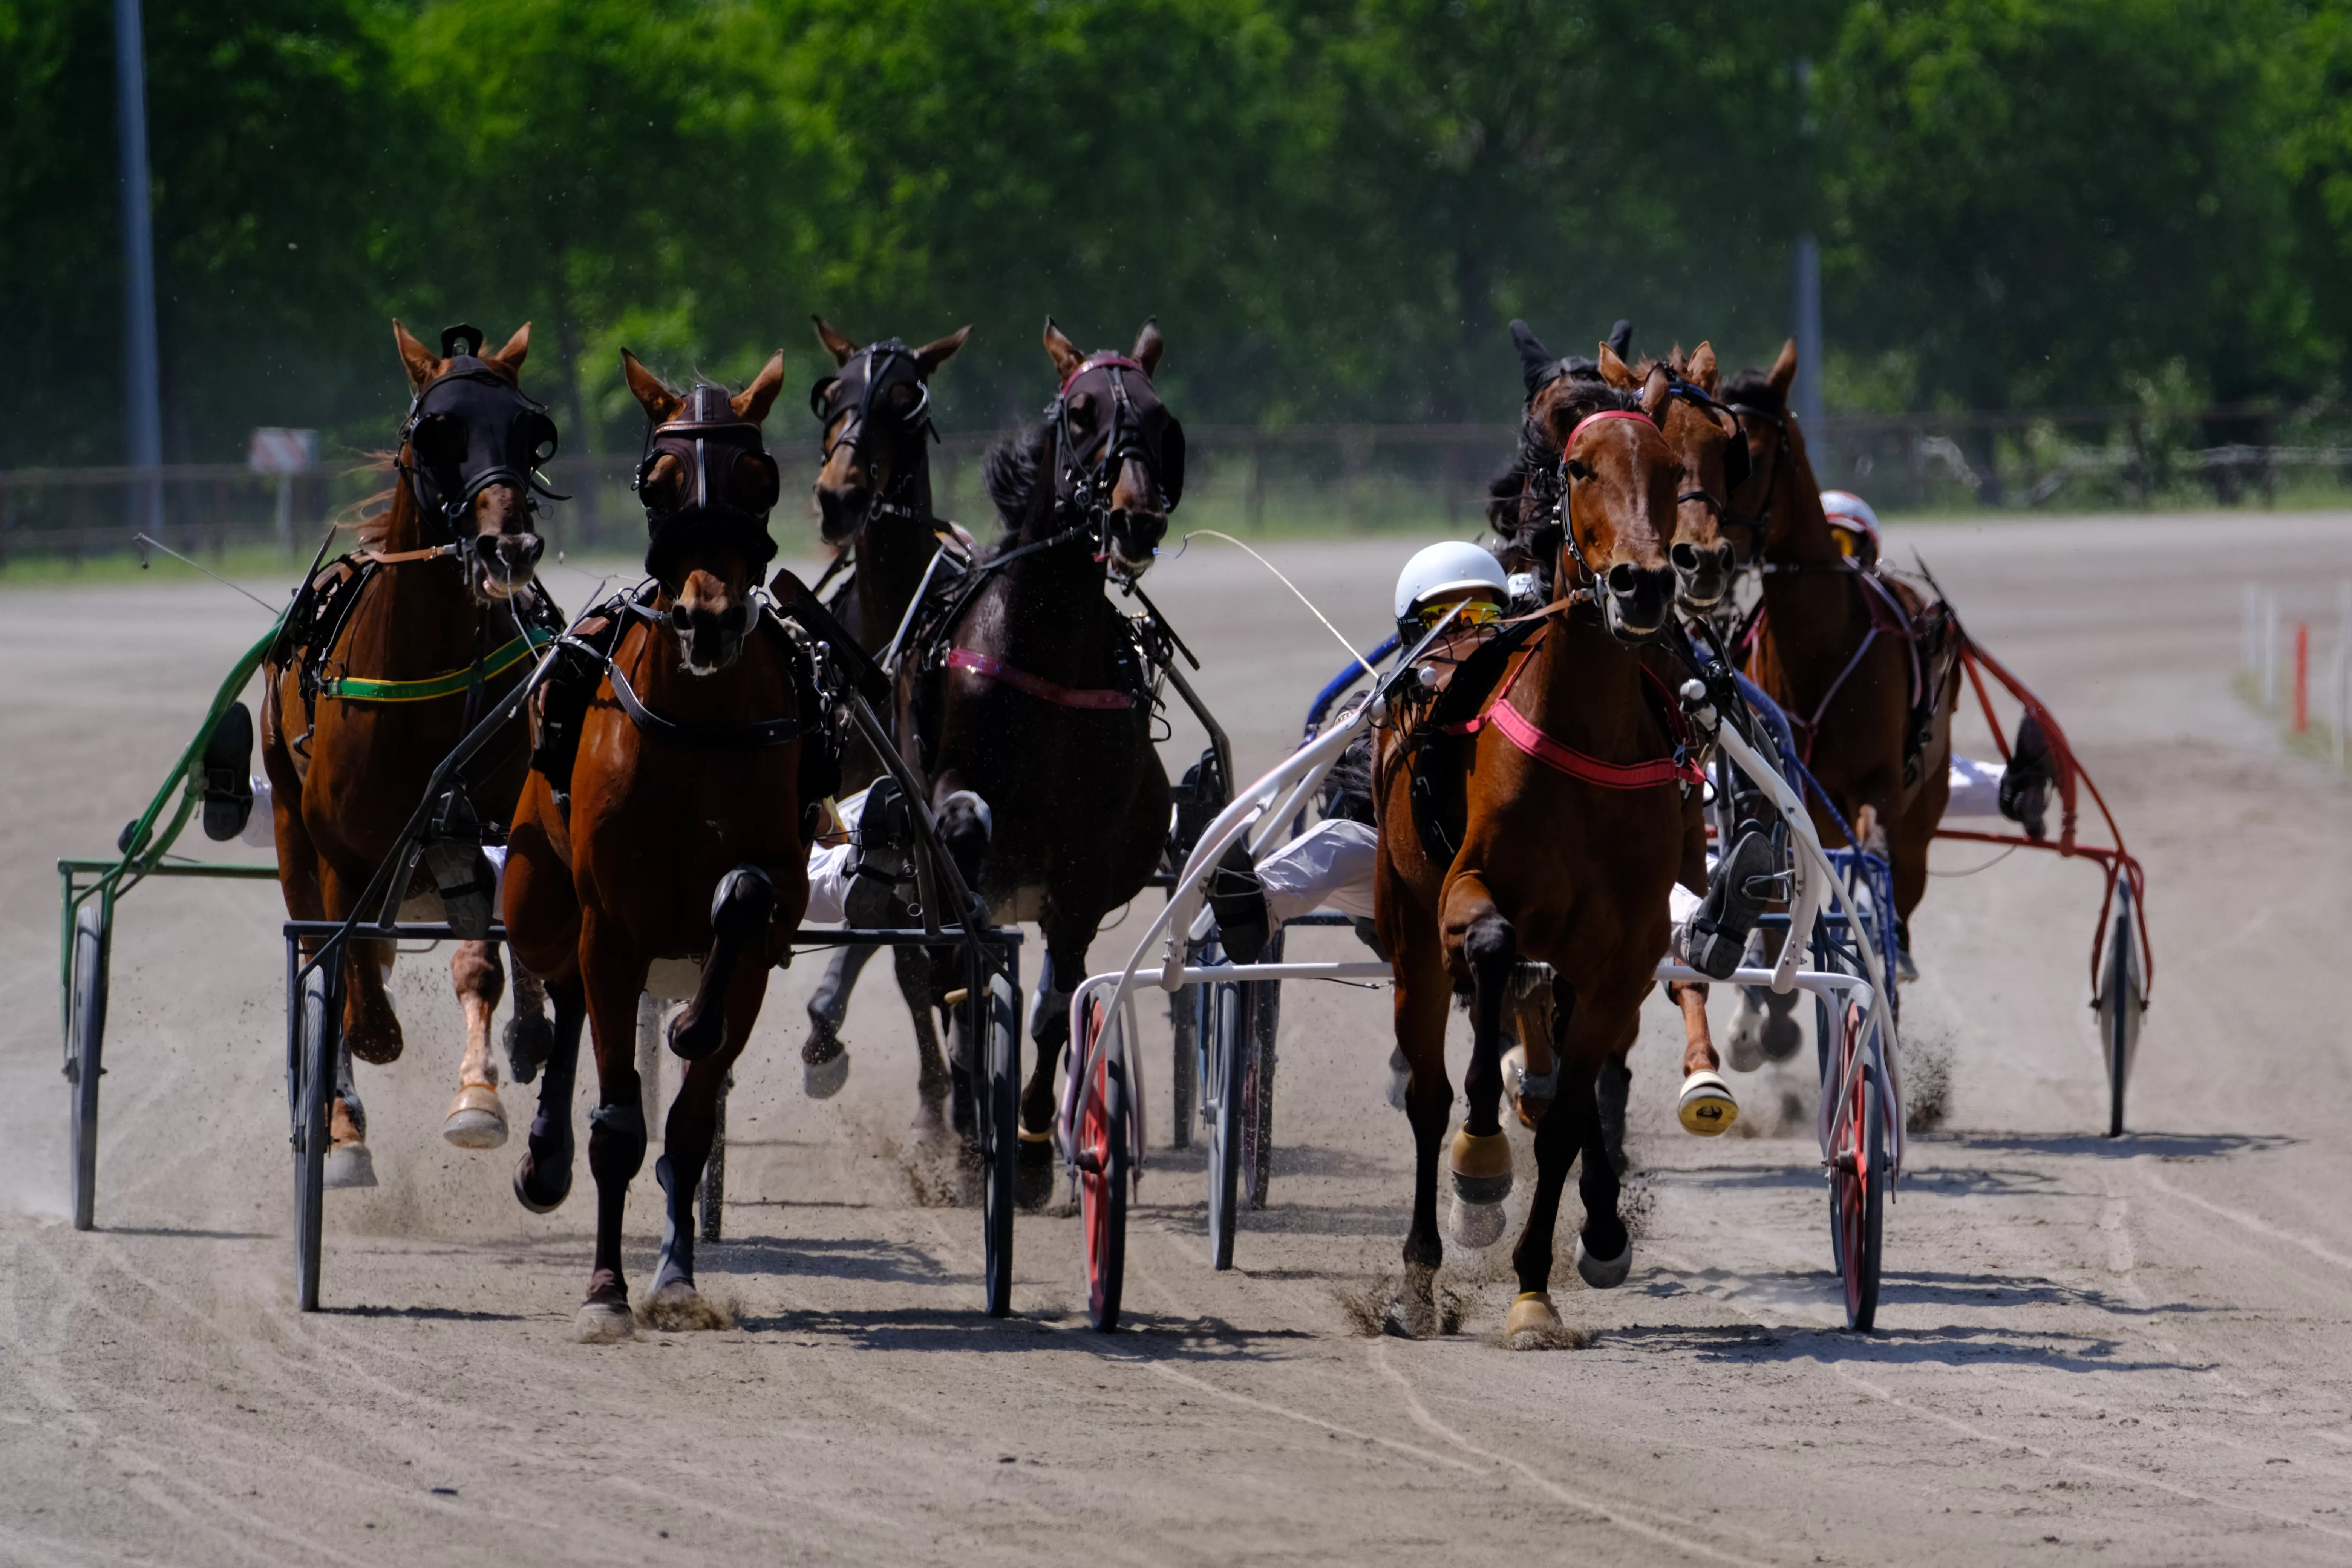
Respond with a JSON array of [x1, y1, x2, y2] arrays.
[[1575, 1233, 1632, 1290], [512, 1154, 570, 1214], [1384, 1049, 1409, 1113], [1503, 1290, 1561, 1337], [442, 1085, 509, 1149], [642, 1279, 732, 1332], [1759, 1008, 1803, 1064], [1382, 1291, 1438, 1339], [1677, 1070, 1738, 1137], [504, 1014, 555, 1085], [1447, 1193, 1508, 1249], [1015, 1131, 1057, 1209], [323, 1142, 377, 1189], [1501, 1045, 1554, 1128], [803, 1047, 850, 1101], [1726, 998, 1766, 1073], [573, 1297, 636, 1343]]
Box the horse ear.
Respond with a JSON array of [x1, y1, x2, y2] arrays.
[[1767, 337, 1799, 401], [620, 349, 683, 424], [1685, 341, 1719, 394], [916, 324, 972, 374], [732, 350, 788, 423], [1131, 318, 1165, 374], [1510, 319, 1554, 395], [811, 315, 858, 368], [1597, 342, 1640, 390], [1640, 362, 1672, 419], [485, 322, 531, 378], [393, 318, 440, 391], [1043, 317, 1086, 380]]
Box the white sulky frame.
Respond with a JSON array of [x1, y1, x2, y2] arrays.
[[1057, 679, 1903, 1194]]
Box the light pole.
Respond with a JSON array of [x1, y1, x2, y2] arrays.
[[1791, 57, 1824, 434], [116, 0, 163, 541]]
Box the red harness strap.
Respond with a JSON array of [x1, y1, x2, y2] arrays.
[[1446, 638, 1703, 791], [946, 647, 1136, 710]]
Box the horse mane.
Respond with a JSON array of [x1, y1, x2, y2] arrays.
[[980, 420, 1054, 551], [334, 452, 401, 549]]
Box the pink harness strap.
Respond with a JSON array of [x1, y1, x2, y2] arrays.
[[1444, 637, 1704, 791], [947, 647, 1136, 710]]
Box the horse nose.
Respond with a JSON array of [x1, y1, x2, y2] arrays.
[[1603, 563, 1675, 637], [816, 481, 869, 540]]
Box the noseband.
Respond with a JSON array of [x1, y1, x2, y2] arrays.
[[1552, 408, 1658, 590], [1722, 399, 1792, 544], [811, 341, 936, 520], [1656, 377, 1751, 523]]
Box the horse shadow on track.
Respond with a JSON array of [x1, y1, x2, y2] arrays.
[[729, 1302, 1309, 1363], [1602, 1317, 2212, 1375], [697, 1234, 948, 1288], [1930, 1131, 2295, 1161]]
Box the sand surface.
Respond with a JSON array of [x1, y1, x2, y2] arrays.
[[3, 515, 2350, 1565]]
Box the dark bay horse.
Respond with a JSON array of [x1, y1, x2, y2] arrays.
[[800, 316, 970, 1114], [901, 319, 1179, 1199], [1380, 381, 1692, 1340], [502, 348, 819, 1339], [1724, 341, 1958, 1058], [259, 320, 558, 1181]]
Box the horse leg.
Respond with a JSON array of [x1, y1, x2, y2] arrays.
[[667, 866, 775, 1062], [1502, 966, 1559, 1128], [1730, 924, 1804, 1067], [323, 1035, 376, 1189], [650, 958, 768, 1324], [576, 911, 648, 1341], [443, 940, 509, 1149], [1389, 924, 1455, 1337], [1015, 923, 1092, 1208], [1572, 1009, 1639, 1289], [1439, 877, 1516, 1250], [801, 942, 873, 1097], [514, 974, 584, 1213], [1504, 1019, 1589, 1338], [892, 944, 949, 1137], [504, 955, 555, 1084]]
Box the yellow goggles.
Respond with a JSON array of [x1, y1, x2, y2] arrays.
[[1413, 596, 1505, 632]]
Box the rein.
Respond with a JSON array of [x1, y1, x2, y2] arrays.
[[946, 648, 1136, 710]]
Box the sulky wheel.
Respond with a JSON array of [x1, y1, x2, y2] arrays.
[[292, 965, 335, 1312], [1168, 945, 1202, 1150], [67, 900, 110, 1232], [1080, 1023, 1130, 1331], [2098, 882, 2143, 1139], [1241, 940, 1282, 1210], [980, 972, 1019, 1316], [1831, 1006, 1886, 1332], [1205, 979, 1245, 1270]]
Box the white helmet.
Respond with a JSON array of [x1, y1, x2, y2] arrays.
[[1819, 489, 1882, 541], [1394, 541, 1510, 621]]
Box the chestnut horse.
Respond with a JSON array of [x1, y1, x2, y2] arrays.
[[502, 348, 819, 1339], [1378, 380, 1691, 1340], [1723, 341, 1957, 1060], [801, 316, 970, 1116], [1486, 339, 1733, 1151], [899, 319, 1178, 1201], [260, 321, 558, 1182]]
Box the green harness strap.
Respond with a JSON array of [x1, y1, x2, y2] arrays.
[[319, 625, 554, 703]]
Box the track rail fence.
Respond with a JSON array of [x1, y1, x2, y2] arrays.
[[14, 403, 2352, 564]]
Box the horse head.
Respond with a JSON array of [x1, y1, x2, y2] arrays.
[[1043, 318, 1182, 579], [1553, 375, 1682, 642], [808, 317, 970, 546], [1600, 340, 1741, 612], [623, 347, 788, 675], [391, 320, 552, 603], [1723, 338, 1803, 557]]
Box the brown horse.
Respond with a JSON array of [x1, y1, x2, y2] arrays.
[[1487, 338, 1733, 1147], [1723, 341, 1958, 1060], [801, 316, 970, 1115], [899, 319, 1178, 1200], [259, 320, 558, 1182], [502, 347, 819, 1340], [1378, 379, 1692, 1340]]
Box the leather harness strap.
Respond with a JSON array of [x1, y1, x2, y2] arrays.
[[353, 542, 463, 567], [318, 625, 553, 702], [946, 646, 1136, 710]]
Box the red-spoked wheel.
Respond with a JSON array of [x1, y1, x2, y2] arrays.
[[1078, 1001, 1130, 1331]]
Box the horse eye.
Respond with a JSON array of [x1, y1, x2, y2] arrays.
[[891, 384, 917, 409], [1067, 391, 1095, 423], [1565, 459, 1592, 482]]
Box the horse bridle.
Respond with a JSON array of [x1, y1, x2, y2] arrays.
[[398, 323, 566, 546], [1658, 377, 1752, 522], [810, 340, 936, 521], [1051, 353, 1183, 541], [1722, 398, 1793, 547], [634, 382, 782, 593]]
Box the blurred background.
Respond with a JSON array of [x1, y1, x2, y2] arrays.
[[8, 0, 2352, 565]]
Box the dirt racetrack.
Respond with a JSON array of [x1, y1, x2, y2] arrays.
[[4, 514, 2351, 1566]]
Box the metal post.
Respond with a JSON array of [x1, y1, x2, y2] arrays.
[[1791, 56, 1824, 438], [115, 0, 164, 542]]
